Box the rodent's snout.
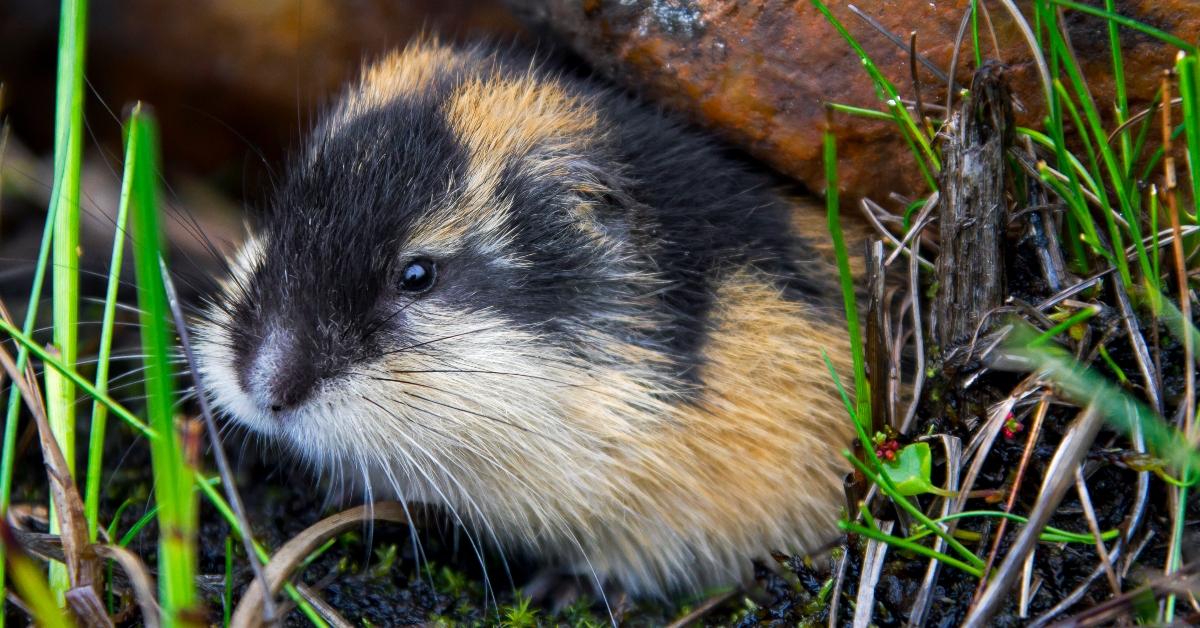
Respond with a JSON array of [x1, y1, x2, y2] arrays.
[[240, 328, 322, 415]]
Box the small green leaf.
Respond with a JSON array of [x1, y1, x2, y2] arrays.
[[881, 443, 956, 497], [881, 442, 930, 495]]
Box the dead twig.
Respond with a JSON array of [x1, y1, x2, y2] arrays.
[[859, 198, 934, 269], [1073, 467, 1120, 596], [910, 31, 933, 138], [852, 520, 894, 628], [933, 62, 1011, 350], [906, 435, 963, 627], [230, 502, 411, 628], [946, 6, 973, 116], [664, 588, 738, 628], [0, 303, 98, 599], [846, 4, 954, 87], [965, 405, 1106, 626], [827, 542, 850, 628], [958, 380, 1037, 505], [975, 391, 1051, 600], [900, 208, 937, 434], [293, 583, 354, 628], [1047, 561, 1200, 627], [882, 192, 939, 267], [866, 241, 891, 431], [1160, 68, 1195, 442], [93, 545, 159, 628]]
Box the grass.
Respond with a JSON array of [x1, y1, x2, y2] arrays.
[[814, 0, 1199, 623], [82, 94, 133, 543], [0, 522, 73, 627], [125, 103, 201, 624], [0, 2, 329, 625], [43, 0, 87, 605]]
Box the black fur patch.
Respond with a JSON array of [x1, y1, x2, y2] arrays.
[[231, 87, 471, 409], [226, 44, 842, 406], [596, 93, 840, 379]]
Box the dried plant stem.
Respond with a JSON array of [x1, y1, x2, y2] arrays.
[[1073, 467, 1121, 596], [965, 406, 1105, 625], [231, 503, 410, 628], [975, 392, 1051, 601], [1159, 63, 1196, 625]]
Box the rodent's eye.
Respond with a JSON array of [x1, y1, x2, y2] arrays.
[[398, 258, 436, 293]]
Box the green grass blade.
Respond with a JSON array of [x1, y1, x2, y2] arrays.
[[970, 0, 982, 69], [0, 318, 154, 438], [1048, 44, 1136, 287], [1, 523, 76, 628], [1136, 123, 1188, 183], [195, 478, 330, 627], [1008, 325, 1200, 479], [826, 102, 894, 121], [823, 123, 870, 431], [843, 451, 986, 569], [1126, 88, 1162, 183], [841, 520, 983, 577], [126, 104, 200, 623], [117, 505, 162, 548], [1049, 0, 1197, 53], [1035, 3, 1105, 271], [1027, 306, 1099, 348], [1176, 53, 1200, 224], [0, 170, 58, 628], [84, 118, 136, 542], [44, 0, 88, 603], [913, 510, 1120, 544], [1018, 126, 1103, 199], [887, 99, 940, 191], [1104, 0, 1132, 174], [810, 0, 939, 190], [1045, 10, 1147, 286]]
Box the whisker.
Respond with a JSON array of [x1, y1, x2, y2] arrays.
[[365, 376, 576, 449], [375, 325, 506, 358], [361, 396, 511, 609]]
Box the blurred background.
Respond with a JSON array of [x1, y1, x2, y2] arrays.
[[0, 0, 526, 301]]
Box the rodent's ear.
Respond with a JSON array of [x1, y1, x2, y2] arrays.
[[522, 145, 635, 242], [561, 161, 637, 245]]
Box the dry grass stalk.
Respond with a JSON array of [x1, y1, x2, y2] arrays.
[[230, 503, 411, 628], [0, 302, 98, 602]]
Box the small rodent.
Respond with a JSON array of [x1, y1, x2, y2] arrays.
[[194, 39, 855, 598]]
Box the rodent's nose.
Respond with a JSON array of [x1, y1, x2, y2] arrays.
[[243, 330, 321, 416]]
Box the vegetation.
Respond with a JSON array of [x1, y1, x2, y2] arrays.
[[809, 0, 1200, 624]]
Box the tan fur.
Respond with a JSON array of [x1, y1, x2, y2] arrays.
[[542, 272, 854, 591], [339, 42, 609, 260], [306, 269, 855, 595], [788, 194, 873, 279], [344, 41, 467, 117], [405, 72, 602, 253]]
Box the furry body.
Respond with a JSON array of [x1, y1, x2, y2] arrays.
[[195, 40, 855, 597]]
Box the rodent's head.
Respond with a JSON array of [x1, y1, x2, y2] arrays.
[[195, 42, 668, 478]]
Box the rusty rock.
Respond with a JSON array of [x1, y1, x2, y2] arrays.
[[509, 0, 1196, 203]]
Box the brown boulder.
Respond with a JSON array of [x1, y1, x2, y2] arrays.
[[509, 0, 1197, 204]]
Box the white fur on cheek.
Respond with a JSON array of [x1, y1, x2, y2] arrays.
[[192, 235, 278, 437]]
